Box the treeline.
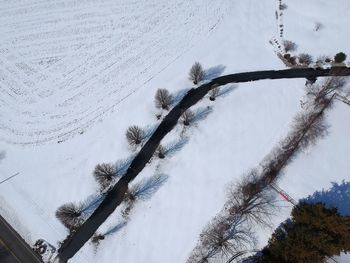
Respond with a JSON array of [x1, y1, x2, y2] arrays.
[[187, 75, 346, 263]]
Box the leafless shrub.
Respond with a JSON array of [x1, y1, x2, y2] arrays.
[[122, 174, 168, 218], [283, 53, 296, 65], [121, 190, 137, 219], [298, 53, 313, 66], [209, 86, 220, 101], [181, 109, 195, 126], [279, 3, 287, 10], [283, 40, 297, 52], [93, 163, 115, 190], [158, 137, 189, 158], [314, 22, 323, 31], [325, 57, 332, 63], [316, 55, 329, 65], [55, 202, 84, 230], [91, 233, 105, 244], [154, 88, 173, 110], [126, 125, 145, 146], [156, 144, 166, 159], [91, 233, 105, 252], [189, 62, 205, 85]]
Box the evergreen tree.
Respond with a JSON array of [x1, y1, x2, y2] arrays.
[[260, 202, 350, 263]]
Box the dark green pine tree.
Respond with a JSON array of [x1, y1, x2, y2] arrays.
[[260, 202, 350, 263]]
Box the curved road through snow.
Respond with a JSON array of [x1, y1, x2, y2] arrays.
[[58, 66, 350, 262]]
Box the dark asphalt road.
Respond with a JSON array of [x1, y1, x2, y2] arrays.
[[0, 215, 43, 263], [58, 66, 350, 262], [0, 239, 18, 263]]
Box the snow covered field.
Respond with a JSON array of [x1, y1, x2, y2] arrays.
[[0, 0, 231, 145], [0, 0, 349, 262]]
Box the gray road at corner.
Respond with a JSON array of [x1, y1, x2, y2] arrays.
[[0, 215, 43, 263]]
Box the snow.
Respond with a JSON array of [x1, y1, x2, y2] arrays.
[[0, 0, 349, 262], [283, 0, 350, 57]]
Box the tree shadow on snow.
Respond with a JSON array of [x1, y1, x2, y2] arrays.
[[163, 137, 189, 158], [132, 173, 169, 201], [114, 155, 136, 178], [81, 193, 106, 216], [204, 65, 226, 80], [216, 84, 237, 98], [192, 106, 213, 123], [144, 124, 158, 140], [172, 88, 191, 105], [303, 180, 350, 216], [103, 221, 128, 237]]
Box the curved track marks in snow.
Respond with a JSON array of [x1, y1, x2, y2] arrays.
[[0, 0, 231, 145]]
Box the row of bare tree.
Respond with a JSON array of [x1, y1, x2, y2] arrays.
[[55, 62, 214, 238], [187, 75, 347, 263]]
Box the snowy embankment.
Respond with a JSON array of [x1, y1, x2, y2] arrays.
[[0, 0, 350, 262]]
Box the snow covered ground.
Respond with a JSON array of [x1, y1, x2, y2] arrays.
[[283, 0, 350, 59], [0, 0, 349, 262], [0, 0, 231, 145]]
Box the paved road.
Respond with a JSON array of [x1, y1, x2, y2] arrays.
[[58, 66, 350, 262], [0, 215, 43, 263]]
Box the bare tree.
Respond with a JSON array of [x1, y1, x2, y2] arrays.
[[189, 214, 256, 263], [122, 174, 168, 218], [314, 22, 323, 32], [316, 55, 330, 66], [283, 40, 297, 52], [279, 3, 287, 10], [209, 86, 220, 101], [126, 125, 145, 146], [155, 89, 173, 110], [55, 202, 83, 230], [189, 62, 205, 85], [298, 53, 313, 66], [91, 233, 105, 251], [121, 190, 137, 218], [156, 144, 166, 159], [227, 172, 277, 228], [93, 163, 115, 190], [181, 109, 195, 126], [291, 112, 328, 150], [305, 75, 346, 106], [91, 233, 105, 244]]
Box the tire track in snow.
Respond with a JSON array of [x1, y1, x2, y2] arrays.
[[0, 0, 231, 145]]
